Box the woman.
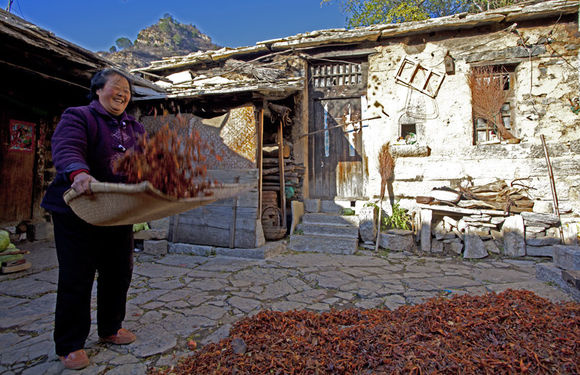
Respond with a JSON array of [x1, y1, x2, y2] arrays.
[[41, 68, 145, 370]]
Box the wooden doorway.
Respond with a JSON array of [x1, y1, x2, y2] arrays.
[[308, 60, 367, 200], [0, 120, 36, 223]]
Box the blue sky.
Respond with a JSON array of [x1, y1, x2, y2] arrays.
[[1, 0, 347, 52]]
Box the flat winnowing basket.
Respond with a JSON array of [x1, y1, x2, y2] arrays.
[[63, 181, 252, 226]]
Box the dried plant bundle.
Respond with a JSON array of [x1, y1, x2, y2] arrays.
[[378, 142, 394, 199], [114, 114, 222, 198], [467, 66, 515, 140]]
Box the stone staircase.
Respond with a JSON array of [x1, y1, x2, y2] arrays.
[[536, 245, 580, 301], [289, 199, 360, 255]]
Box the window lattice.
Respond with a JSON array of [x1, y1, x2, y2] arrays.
[[311, 63, 362, 88]]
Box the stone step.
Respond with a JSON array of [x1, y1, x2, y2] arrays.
[[288, 234, 358, 255], [297, 223, 359, 239], [553, 245, 580, 271], [536, 263, 580, 300], [301, 213, 359, 227]]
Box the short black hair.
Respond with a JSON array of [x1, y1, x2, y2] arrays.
[[88, 68, 133, 101]]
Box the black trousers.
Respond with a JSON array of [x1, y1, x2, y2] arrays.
[[52, 212, 133, 356]]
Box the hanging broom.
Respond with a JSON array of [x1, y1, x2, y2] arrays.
[[375, 142, 395, 251]]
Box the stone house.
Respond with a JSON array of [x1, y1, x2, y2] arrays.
[[131, 0, 579, 256], [0, 9, 163, 237]]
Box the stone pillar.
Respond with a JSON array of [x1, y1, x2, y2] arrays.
[[502, 215, 526, 257], [359, 206, 377, 243], [420, 209, 432, 253]]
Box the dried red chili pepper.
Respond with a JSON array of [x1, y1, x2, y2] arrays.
[[114, 120, 220, 198], [149, 290, 579, 374]]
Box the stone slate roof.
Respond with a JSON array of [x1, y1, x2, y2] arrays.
[[135, 0, 578, 74]]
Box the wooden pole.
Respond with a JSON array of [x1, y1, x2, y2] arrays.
[[375, 200, 383, 252], [257, 105, 264, 220], [540, 135, 564, 243], [278, 120, 287, 228]]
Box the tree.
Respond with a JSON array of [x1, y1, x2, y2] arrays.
[[115, 37, 133, 50], [322, 0, 526, 27]]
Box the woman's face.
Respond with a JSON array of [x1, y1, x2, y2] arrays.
[[97, 74, 131, 116]]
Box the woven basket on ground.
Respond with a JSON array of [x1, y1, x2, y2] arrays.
[[261, 206, 287, 240], [63, 181, 252, 226]]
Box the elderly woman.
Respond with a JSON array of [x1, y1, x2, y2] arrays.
[[41, 68, 145, 370]]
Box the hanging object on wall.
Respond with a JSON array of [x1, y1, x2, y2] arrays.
[[444, 52, 455, 75], [9, 120, 35, 152], [394, 56, 445, 98]]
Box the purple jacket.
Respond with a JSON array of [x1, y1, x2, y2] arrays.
[[41, 100, 145, 214]]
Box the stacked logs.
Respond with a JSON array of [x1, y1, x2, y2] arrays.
[[261, 145, 305, 202]]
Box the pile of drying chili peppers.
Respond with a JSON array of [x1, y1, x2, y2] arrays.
[[150, 290, 579, 374], [114, 122, 221, 198]]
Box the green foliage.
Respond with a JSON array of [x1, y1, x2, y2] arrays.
[[172, 33, 183, 46], [115, 37, 133, 50], [109, 46, 117, 53], [382, 201, 411, 230], [342, 208, 356, 216], [322, 0, 525, 26]]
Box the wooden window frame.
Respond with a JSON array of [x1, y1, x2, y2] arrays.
[[471, 64, 517, 145]]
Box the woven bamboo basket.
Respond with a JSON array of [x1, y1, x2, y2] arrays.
[[63, 181, 252, 226]]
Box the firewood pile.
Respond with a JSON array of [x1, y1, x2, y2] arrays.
[[416, 179, 562, 258], [458, 179, 534, 213], [262, 151, 305, 201]]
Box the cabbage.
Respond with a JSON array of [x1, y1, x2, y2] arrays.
[[0, 230, 9, 251]]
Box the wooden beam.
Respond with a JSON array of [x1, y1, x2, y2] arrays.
[[256, 104, 264, 219], [278, 120, 286, 228]]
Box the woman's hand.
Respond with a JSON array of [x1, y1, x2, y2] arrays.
[[71, 172, 98, 194]]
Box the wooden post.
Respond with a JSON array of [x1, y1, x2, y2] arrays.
[[301, 59, 310, 199], [540, 135, 564, 243], [278, 120, 286, 228], [256, 105, 264, 220]]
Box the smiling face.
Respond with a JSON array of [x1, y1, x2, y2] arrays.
[[96, 74, 131, 116]]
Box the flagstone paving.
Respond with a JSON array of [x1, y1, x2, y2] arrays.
[[0, 240, 575, 374]]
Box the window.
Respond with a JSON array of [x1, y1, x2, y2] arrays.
[[469, 64, 517, 144], [311, 63, 363, 88]]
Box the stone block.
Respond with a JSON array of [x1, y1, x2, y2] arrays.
[[562, 270, 580, 290], [169, 243, 213, 256], [444, 239, 463, 255], [533, 200, 553, 214], [358, 206, 377, 243], [143, 240, 168, 256], [149, 217, 170, 231], [483, 239, 500, 254], [526, 245, 554, 257], [379, 232, 416, 252], [304, 199, 320, 213], [563, 223, 578, 246], [431, 239, 444, 253], [320, 200, 343, 214], [525, 236, 560, 246], [553, 245, 580, 271], [463, 228, 488, 259], [536, 263, 580, 301], [502, 215, 525, 257], [420, 209, 432, 253], [521, 212, 560, 226]]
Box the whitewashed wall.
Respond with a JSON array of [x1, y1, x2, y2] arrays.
[[360, 22, 580, 213]]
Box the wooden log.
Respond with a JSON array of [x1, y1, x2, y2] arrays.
[[263, 144, 291, 158]]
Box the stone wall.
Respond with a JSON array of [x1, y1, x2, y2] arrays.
[[359, 21, 580, 215]]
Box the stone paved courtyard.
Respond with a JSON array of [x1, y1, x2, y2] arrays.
[[0, 240, 574, 374]]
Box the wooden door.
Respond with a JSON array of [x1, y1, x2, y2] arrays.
[[0, 120, 36, 223], [308, 61, 367, 199]]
